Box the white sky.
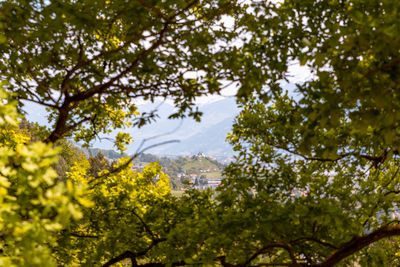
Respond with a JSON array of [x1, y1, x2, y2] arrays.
[[195, 61, 313, 105]]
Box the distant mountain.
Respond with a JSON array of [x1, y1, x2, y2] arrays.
[[22, 97, 240, 158], [127, 97, 238, 157], [21, 83, 300, 159], [130, 97, 237, 140], [152, 117, 235, 157], [82, 148, 127, 159]]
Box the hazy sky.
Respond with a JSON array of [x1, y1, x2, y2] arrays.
[[195, 61, 313, 105]]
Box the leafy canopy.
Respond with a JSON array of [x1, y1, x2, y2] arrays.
[[0, 0, 264, 146], [1, 0, 400, 266], [220, 0, 400, 265], [0, 87, 89, 267]]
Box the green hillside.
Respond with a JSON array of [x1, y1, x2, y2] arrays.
[[182, 157, 221, 174], [80, 149, 226, 189], [133, 153, 225, 189]]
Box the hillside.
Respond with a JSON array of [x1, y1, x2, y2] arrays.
[[133, 153, 226, 189], [84, 148, 226, 189]]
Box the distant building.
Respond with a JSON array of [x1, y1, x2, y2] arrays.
[[196, 152, 206, 158], [207, 179, 222, 189]]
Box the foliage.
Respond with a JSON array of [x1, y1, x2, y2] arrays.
[[87, 152, 112, 177], [57, 161, 173, 266], [0, 88, 88, 266], [18, 120, 89, 180], [1, 0, 400, 266], [0, 0, 258, 147], [18, 119, 48, 142], [217, 0, 400, 265]]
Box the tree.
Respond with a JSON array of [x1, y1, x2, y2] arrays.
[[88, 151, 112, 177], [0, 0, 262, 147], [0, 0, 263, 265], [217, 0, 400, 265], [2, 0, 400, 266], [199, 174, 207, 185], [0, 87, 89, 266], [18, 120, 89, 180]]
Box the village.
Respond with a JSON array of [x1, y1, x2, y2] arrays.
[[130, 152, 225, 191]]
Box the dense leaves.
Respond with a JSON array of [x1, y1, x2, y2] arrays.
[[0, 88, 88, 266], [219, 0, 400, 265], [0, 0, 263, 146], [1, 0, 400, 266]]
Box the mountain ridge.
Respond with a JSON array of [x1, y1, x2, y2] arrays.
[[23, 97, 239, 158]]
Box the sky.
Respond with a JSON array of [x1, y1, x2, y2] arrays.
[[195, 61, 313, 105]]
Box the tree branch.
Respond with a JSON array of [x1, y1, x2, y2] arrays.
[[102, 208, 158, 240], [101, 238, 168, 267], [268, 141, 390, 165], [314, 224, 400, 267], [68, 20, 170, 103], [243, 243, 298, 266]]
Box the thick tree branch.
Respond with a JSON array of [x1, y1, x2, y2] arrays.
[[102, 251, 137, 267], [45, 20, 171, 144], [314, 224, 400, 267], [44, 101, 72, 143], [101, 238, 168, 267]]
